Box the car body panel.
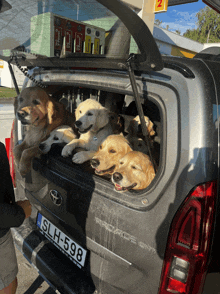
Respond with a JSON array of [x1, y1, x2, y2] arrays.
[[11, 54, 220, 293]]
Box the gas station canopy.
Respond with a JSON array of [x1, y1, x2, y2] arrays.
[[121, 0, 198, 9]]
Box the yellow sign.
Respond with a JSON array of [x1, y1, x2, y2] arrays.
[[0, 59, 3, 69], [154, 0, 168, 13], [94, 38, 100, 55], [85, 35, 91, 53], [171, 46, 196, 59]]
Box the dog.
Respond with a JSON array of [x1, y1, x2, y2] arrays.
[[14, 87, 76, 176], [126, 115, 155, 154], [90, 134, 132, 176], [111, 151, 155, 192], [61, 99, 118, 164], [39, 125, 77, 154], [127, 115, 155, 137], [109, 113, 125, 135]]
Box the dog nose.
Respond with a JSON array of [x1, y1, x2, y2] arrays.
[[17, 110, 28, 119], [90, 158, 100, 168], [113, 172, 123, 182], [75, 120, 82, 128]]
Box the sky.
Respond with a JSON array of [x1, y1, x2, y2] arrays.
[[154, 0, 207, 35]]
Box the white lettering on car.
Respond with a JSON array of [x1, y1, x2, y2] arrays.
[[95, 217, 156, 254]]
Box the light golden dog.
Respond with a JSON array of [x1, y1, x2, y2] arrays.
[[61, 99, 116, 164], [14, 87, 76, 176], [127, 115, 155, 137], [111, 151, 155, 192], [90, 135, 132, 176], [39, 125, 77, 154]]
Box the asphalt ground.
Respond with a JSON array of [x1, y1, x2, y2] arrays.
[[15, 246, 57, 294]]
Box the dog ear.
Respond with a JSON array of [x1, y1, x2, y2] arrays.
[[109, 113, 125, 135], [96, 108, 109, 129], [148, 120, 155, 136], [146, 163, 156, 185], [63, 129, 77, 143]]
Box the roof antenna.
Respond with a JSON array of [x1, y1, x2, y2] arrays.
[[127, 54, 157, 173]]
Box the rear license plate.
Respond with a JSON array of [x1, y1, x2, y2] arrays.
[[37, 213, 87, 268]]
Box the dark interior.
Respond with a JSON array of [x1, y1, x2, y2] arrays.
[[39, 85, 161, 187]]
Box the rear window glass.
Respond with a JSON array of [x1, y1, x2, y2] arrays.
[[0, 0, 140, 58]]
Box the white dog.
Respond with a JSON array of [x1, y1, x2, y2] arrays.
[[61, 99, 114, 164], [39, 125, 77, 154]]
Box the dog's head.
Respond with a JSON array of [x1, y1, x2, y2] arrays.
[[128, 137, 149, 155], [16, 87, 56, 126], [111, 151, 155, 192], [90, 135, 132, 176], [109, 112, 125, 135], [127, 115, 155, 137], [75, 99, 109, 134], [39, 125, 76, 154]]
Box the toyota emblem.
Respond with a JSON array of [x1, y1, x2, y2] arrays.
[[49, 190, 62, 206]]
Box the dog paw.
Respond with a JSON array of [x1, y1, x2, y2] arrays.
[[62, 144, 75, 157], [72, 152, 88, 164]]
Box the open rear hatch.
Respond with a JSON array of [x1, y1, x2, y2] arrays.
[[1, 0, 164, 173]]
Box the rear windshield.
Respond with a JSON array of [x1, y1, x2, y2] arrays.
[[0, 0, 140, 59]]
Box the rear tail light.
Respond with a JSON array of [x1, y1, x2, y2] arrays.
[[158, 180, 217, 294], [5, 120, 16, 187]]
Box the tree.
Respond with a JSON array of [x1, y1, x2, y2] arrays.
[[183, 28, 200, 41], [183, 6, 220, 43]]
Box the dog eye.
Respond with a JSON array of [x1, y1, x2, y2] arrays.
[[53, 136, 59, 140], [131, 165, 136, 169], [87, 112, 93, 116], [33, 99, 40, 105], [99, 145, 102, 150], [79, 110, 82, 114], [119, 161, 124, 165], [109, 149, 116, 153]]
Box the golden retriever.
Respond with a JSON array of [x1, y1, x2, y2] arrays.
[[127, 115, 155, 138], [126, 115, 155, 154], [61, 99, 117, 164], [111, 151, 155, 192], [39, 125, 77, 154], [90, 134, 132, 176], [14, 87, 76, 176]]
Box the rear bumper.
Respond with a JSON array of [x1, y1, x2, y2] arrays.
[[11, 219, 95, 294]]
